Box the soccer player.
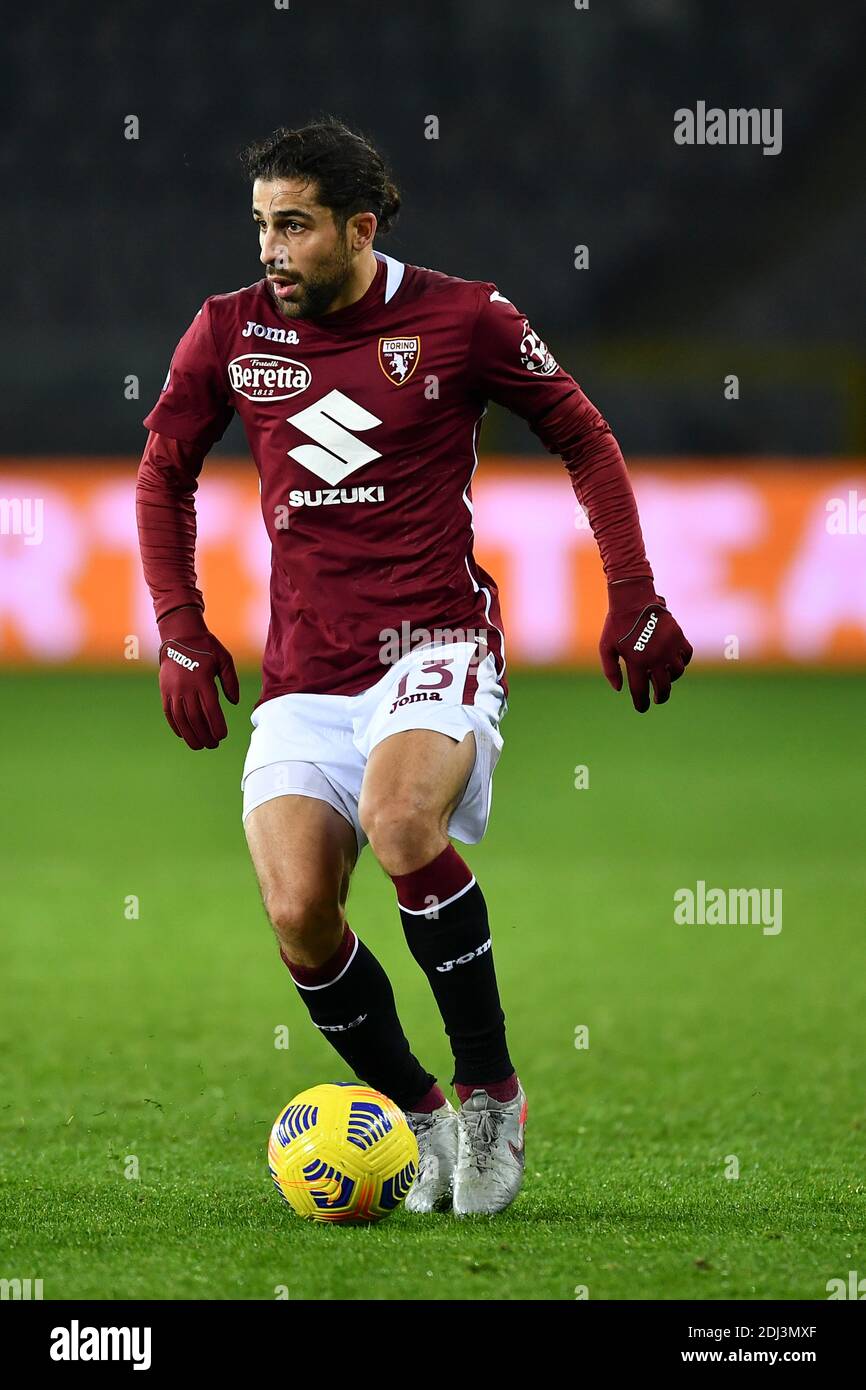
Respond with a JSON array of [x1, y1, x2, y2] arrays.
[[136, 118, 692, 1217]]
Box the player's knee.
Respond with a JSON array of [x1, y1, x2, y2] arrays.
[[360, 796, 442, 876], [264, 885, 342, 958]]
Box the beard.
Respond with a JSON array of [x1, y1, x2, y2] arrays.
[[271, 241, 352, 320]]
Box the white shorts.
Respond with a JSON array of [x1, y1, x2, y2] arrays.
[[241, 642, 507, 855]]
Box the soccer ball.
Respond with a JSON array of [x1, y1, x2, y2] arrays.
[[268, 1083, 419, 1223]]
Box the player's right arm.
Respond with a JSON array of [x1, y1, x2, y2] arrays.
[[136, 300, 239, 750]]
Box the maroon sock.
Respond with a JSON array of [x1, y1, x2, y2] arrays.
[[405, 1082, 448, 1113], [280, 924, 356, 986], [455, 1073, 518, 1104], [391, 844, 475, 913]]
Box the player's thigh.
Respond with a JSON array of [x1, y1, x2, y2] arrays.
[[359, 727, 476, 834], [244, 792, 357, 933]]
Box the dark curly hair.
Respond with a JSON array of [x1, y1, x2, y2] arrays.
[[241, 117, 401, 235]]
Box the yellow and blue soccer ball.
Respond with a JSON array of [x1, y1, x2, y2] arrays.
[[268, 1083, 419, 1223]]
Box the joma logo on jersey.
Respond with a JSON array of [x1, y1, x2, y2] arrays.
[[388, 690, 443, 715], [633, 612, 659, 651], [165, 647, 200, 671], [378, 336, 420, 385], [241, 320, 300, 344], [228, 354, 311, 401], [436, 938, 492, 972]]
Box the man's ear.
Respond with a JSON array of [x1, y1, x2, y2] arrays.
[[349, 210, 377, 252]]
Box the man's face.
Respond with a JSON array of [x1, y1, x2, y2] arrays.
[[253, 176, 352, 319]]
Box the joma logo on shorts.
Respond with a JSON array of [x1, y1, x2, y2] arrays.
[[436, 938, 492, 972], [388, 691, 444, 715], [165, 647, 200, 671], [633, 612, 658, 651]]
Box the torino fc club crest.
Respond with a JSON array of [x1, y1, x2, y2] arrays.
[[378, 336, 421, 385]]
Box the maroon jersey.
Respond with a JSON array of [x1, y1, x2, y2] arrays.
[[140, 251, 651, 702]]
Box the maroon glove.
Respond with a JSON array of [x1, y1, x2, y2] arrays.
[[157, 606, 239, 749], [599, 577, 693, 713]]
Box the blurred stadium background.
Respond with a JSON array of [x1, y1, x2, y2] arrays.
[[2, 0, 865, 1302], [3, 0, 865, 668]]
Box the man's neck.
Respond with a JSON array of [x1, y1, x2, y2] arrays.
[[325, 248, 379, 314]]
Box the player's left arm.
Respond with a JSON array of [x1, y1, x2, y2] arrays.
[[468, 285, 692, 712]]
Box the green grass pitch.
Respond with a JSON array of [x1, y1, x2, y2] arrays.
[[1, 668, 863, 1301]]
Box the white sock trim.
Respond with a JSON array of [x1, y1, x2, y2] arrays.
[[397, 876, 477, 916], [290, 931, 359, 990]]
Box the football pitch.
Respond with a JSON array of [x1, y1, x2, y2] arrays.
[[1, 668, 863, 1301]]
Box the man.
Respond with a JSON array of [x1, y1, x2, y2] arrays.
[[136, 117, 692, 1218]]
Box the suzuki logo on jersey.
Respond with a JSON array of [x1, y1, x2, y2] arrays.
[[378, 336, 420, 385], [228, 354, 311, 401], [241, 320, 299, 344], [286, 485, 385, 508], [519, 320, 559, 376], [287, 389, 383, 486]]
